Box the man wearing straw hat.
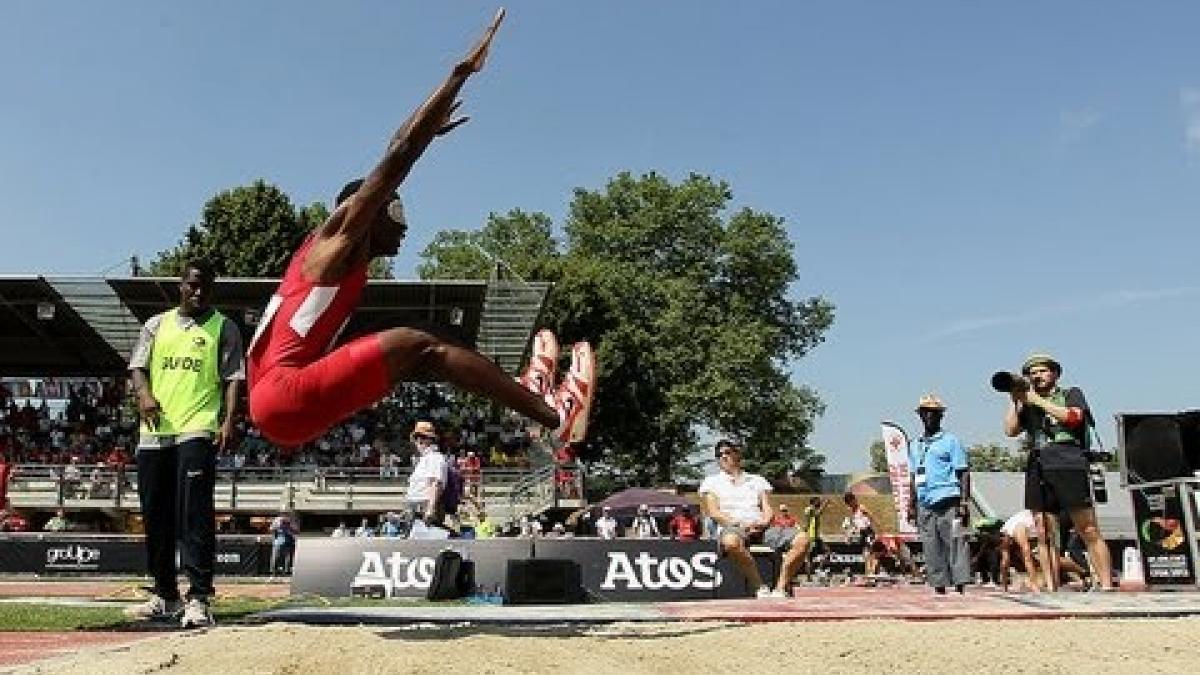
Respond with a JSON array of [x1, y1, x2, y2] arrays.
[[908, 394, 971, 596]]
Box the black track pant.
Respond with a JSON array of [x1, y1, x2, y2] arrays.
[[136, 438, 216, 600]]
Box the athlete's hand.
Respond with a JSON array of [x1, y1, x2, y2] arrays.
[[454, 8, 505, 77], [436, 100, 469, 137], [138, 392, 161, 431]]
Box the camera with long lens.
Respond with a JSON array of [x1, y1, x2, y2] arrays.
[[990, 371, 1030, 393]]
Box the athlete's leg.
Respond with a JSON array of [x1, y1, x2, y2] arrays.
[[1033, 511, 1061, 591], [1069, 506, 1114, 589], [775, 531, 809, 592], [377, 327, 558, 428], [1014, 527, 1041, 592]]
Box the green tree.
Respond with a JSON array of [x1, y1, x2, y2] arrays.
[[420, 171, 834, 484], [968, 443, 1027, 472], [149, 181, 392, 278], [419, 209, 559, 281]]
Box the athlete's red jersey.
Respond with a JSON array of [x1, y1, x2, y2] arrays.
[[247, 236, 388, 446], [248, 236, 368, 384]]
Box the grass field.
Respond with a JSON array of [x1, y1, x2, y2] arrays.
[[0, 597, 288, 631]]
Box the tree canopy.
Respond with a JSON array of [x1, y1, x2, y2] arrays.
[[869, 437, 1028, 473], [419, 171, 834, 484], [148, 180, 392, 278]]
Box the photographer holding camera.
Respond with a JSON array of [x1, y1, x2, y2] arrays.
[[1000, 353, 1114, 591]]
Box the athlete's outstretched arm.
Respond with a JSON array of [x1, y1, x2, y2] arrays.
[[334, 9, 504, 243]]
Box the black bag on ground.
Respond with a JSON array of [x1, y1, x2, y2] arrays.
[[426, 549, 474, 601]]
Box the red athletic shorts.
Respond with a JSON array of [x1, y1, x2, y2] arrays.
[[249, 334, 391, 447]]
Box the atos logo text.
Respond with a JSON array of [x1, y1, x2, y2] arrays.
[[350, 552, 436, 597], [600, 551, 722, 591]]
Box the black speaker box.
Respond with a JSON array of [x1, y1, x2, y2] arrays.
[[1119, 412, 1200, 484], [504, 559, 584, 605]]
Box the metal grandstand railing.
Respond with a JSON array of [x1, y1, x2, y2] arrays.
[[6, 464, 542, 522], [506, 463, 584, 519]]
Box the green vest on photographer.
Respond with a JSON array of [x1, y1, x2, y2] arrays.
[[1024, 387, 1090, 449], [141, 309, 224, 436]]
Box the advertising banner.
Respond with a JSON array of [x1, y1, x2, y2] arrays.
[[534, 539, 730, 602], [881, 421, 917, 535], [291, 537, 532, 599], [1132, 484, 1197, 586], [0, 535, 269, 576]]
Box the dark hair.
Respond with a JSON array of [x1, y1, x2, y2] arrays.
[[336, 179, 365, 206], [842, 492, 857, 505], [809, 496, 822, 507], [183, 259, 215, 282], [714, 439, 741, 458], [336, 178, 400, 208]]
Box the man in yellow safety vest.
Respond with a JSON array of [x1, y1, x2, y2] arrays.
[[126, 260, 244, 627]]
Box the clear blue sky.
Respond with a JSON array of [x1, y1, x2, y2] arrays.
[[2, 2, 1198, 471]]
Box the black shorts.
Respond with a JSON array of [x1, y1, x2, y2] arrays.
[[1025, 466, 1092, 512]]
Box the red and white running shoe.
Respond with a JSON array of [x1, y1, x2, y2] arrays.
[[519, 329, 559, 406], [552, 341, 596, 445]]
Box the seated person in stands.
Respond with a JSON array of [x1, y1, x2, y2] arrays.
[[43, 508, 70, 532], [699, 439, 788, 598], [474, 510, 496, 538], [668, 506, 700, 541], [0, 507, 29, 532], [770, 503, 797, 529], [767, 500, 819, 595], [630, 504, 661, 539]]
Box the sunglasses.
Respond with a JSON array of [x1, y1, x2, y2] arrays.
[[411, 433, 436, 442]]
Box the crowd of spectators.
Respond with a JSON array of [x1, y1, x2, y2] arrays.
[[0, 378, 135, 467], [1, 379, 540, 476], [221, 383, 539, 474]]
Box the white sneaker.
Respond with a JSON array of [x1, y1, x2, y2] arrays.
[[769, 589, 788, 599], [123, 595, 182, 621], [519, 329, 560, 402], [552, 342, 596, 445], [755, 585, 773, 599], [180, 598, 215, 629]]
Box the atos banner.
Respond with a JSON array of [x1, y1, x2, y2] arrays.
[[532, 539, 738, 601], [291, 538, 531, 599]]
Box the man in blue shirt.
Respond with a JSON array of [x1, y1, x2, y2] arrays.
[[907, 394, 972, 595]]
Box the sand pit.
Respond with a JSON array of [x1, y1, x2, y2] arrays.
[[12, 617, 1200, 674]]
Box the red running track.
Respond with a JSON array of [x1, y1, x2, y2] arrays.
[[0, 632, 149, 668]]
